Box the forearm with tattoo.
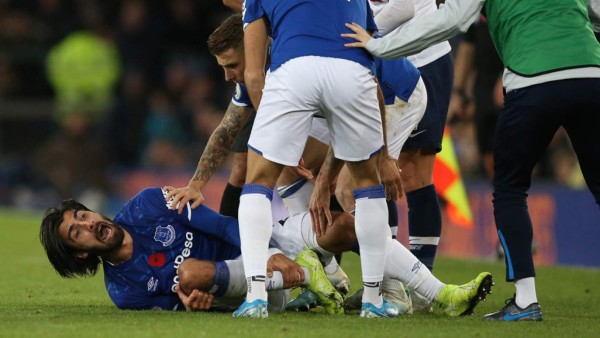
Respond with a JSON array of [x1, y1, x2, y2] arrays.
[[318, 147, 345, 184], [189, 103, 253, 188]]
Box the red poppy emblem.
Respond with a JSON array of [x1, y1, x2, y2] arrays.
[[148, 253, 166, 267]]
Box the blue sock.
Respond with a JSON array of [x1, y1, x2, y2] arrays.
[[407, 184, 441, 271], [209, 262, 230, 297]]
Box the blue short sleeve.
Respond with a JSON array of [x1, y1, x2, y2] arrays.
[[243, 0, 265, 26]]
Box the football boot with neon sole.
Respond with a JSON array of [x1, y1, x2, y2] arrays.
[[294, 249, 344, 314], [435, 272, 494, 316]]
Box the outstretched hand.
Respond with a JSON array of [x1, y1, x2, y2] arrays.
[[341, 22, 373, 48]]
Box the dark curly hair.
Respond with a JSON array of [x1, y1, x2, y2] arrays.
[[39, 199, 101, 278], [207, 13, 243, 56]]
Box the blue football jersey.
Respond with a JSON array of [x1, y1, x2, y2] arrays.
[[376, 57, 421, 104], [103, 188, 241, 310], [243, 0, 377, 71], [231, 83, 253, 107]]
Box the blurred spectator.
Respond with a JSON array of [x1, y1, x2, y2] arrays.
[[46, 30, 120, 124], [116, 0, 164, 83], [139, 91, 190, 169], [26, 109, 110, 211], [448, 16, 503, 179], [106, 69, 149, 166]]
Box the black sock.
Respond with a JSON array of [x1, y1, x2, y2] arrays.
[[407, 184, 441, 271], [219, 183, 243, 218]]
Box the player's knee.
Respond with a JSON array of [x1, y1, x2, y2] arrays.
[[177, 259, 215, 293], [177, 259, 196, 292], [335, 212, 357, 243]]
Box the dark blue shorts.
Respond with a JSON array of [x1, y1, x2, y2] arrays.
[[402, 53, 453, 153], [232, 111, 256, 153]]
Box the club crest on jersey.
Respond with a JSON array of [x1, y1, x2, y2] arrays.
[[154, 225, 176, 247]]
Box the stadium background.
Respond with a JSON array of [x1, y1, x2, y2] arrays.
[[0, 0, 597, 268]]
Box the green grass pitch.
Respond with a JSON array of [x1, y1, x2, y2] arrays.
[[1, 208, 600, 337]]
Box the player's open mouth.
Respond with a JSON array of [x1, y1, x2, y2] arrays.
[[98, 223, 112, 241]]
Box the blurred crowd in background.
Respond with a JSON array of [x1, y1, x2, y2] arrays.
[[0, 0, 585, 212]]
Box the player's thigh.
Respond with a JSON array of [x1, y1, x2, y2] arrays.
[[386, 78, 428, 159], [320, 58, 384, 162], [493, 85, 562, 191], [334, 166, 355, 212], [402, 54, 453, 152], [248, 59, 321, 166], [345, 154, 381, 188], [561, 78, 600, 202], [245, 149, 284, 188]]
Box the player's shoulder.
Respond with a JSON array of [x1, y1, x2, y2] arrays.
[[115, 187, 171, 223]]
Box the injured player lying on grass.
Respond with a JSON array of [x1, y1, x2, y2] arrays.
[[39, 187, 493, 317]]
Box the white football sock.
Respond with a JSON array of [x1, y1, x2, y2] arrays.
[[266, 267, 310, 291], [355, 196, 388, 306], [323, 256, 339, 275], [384, 238, 444, 302], [223, 260, 309, 296], [239, 191, 273, 302], [224, 259, 247, 297], [515, 277, 538, 308]]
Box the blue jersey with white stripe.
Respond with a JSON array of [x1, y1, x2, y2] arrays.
[[243, 0, 377, 71], [103, 188, 241, 310], [231, 83, 253, 107], [376, 57, 421, 104]]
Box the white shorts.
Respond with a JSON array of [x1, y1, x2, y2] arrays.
[[248, 56, 384, 165], [285, 78, 427, 159], [386, 77, 428, 159], [308, 116, 329, 145], [269, 212, 320, 260]]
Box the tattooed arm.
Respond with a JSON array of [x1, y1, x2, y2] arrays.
[[164, 102, 254, 213]]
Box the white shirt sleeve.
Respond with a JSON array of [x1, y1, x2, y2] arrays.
[[366, 0, 485, 59], [373, 0, 415, 37], [589, 0, 600, 32]]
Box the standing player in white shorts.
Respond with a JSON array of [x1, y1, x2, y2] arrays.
[[368, 0, 455, 284], [238, 0, 394, 318]]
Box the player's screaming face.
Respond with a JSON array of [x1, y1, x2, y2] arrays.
[[216, 48, 245, 84], [58, 209, 125, 256]]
